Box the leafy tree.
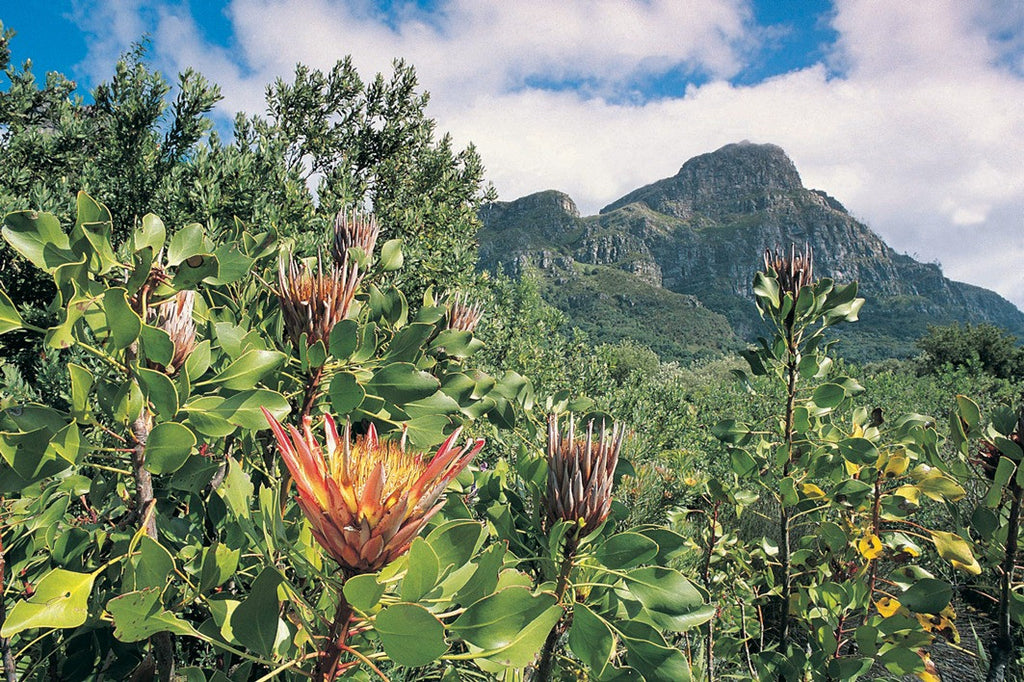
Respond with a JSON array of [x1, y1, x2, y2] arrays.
[[917, 322, 1021, 379]]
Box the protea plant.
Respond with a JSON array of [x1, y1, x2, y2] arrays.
[[545, 413, 623, 541], [763, 243, 814, 297], [263, 408, 484, 575], [446, 292, 483, 333], [331, 208, 379, 267], [148, 289, 196, 375]]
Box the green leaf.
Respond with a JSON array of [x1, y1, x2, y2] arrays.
[[597, 532, 659, 570], [453, 542, 506, 608], [140, 323, 175, 369], [402, 415, 452, 449], [230, 568, 283, 657], [144, 422, 196, 474], [184, 340, 212, 381], [569, 603, 615, 677], [752, 271, 780, 308], [0, 287, 23, 334], [838, 438, 879, 465], [68, 363, 93, 420], [367, 362, 440, 405], [955, 395, 981, 429], [200, 543, 241, 593], [901, 578, 952, 615], [1, 568, 95, 637], [135, 214, 166, 253], [376, 603, 448, 666], [329, 319, 359, 360], [108, 588, 197, 642], [617, 620, 693, 682], [219, 458, 253, 519], [426, 520, 486, 573], [329, 372, 365, 416], [126, 536, 175, 590], [623, 567, 711, 631], [712, 419, 750, 445], [811, 383, 846, 410], [166, 224, 207, 266], [188, 390, 291, 434], [208, 349, 286, 390], [137, 368, 179, 419], [3, 210, 73, 272], [387, 322, 434, 362], [402, 538, 440, 602], [450, 586, 562, 667], [378, 239, 404, 271], [103, 287, 142, 349], [344, 574, 385, 612]]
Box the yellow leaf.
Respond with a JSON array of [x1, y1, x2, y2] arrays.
[[844, 460, 861, 476], [857, 533, 883, 560], [895, 485, 920, 505], [876, 597, 901, 618], [800, 483, 826, 498], [884, 452, 910, 478], [931, 531, 982, 575]]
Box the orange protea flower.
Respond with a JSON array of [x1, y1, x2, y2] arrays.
[[545, 414, 623, 540], [263, 409, 485, 575], [446, 293, 483, 333]]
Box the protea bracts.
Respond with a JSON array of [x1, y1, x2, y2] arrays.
[[763, 244, 814, 298], [147, 289, 196, 375], [331, 209, 379, 267], [545, 414, 623, 540], [446, 293, 483, 333], [278, 255, 360, 349], [263, 408, 484, 575]]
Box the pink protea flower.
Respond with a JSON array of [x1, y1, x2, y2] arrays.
[[148, 289, 196, 375], [763, 244, 814, 297], [445, 293, 483, 333], [545, 414, 623, 540], [263, 409, 484, 575]]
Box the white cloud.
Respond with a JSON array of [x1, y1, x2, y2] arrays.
[[73, 0, 1024, 308]]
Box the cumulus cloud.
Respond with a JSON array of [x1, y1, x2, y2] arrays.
[[71, 0, 1024, 307]]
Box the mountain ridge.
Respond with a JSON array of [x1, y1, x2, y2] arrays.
[[478, 142, 1024, 361]]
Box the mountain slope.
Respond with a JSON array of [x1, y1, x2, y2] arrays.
[[478, 142, 1024, 361]]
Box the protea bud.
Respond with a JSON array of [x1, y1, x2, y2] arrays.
[[764, 244, 814, 297], [331, 209, 380, 266], [278, 254, 358, 348], [446, 293, 483, 333], [148, 290, 196, 375], [263, 409, 484, 576], [545, 414, 623, 540]]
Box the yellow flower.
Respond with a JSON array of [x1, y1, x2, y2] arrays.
[[263, 409, 484, 575]]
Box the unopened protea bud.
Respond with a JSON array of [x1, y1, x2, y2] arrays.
[[278, 254, 359, 348], [764, 244, 814, 297], [446, 293, 483, 333], [545, 414, 623, 540], [148, 290, 196, 375], [331, 209, 380, 266]]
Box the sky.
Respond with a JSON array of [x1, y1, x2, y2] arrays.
[[4, 0, 1024, 307]]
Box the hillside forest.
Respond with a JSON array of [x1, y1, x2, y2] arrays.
[[0, 24, 1022, 682]]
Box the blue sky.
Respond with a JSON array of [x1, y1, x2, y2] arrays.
[[3, 1, 1024, 306]]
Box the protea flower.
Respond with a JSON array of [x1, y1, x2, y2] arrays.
[[278, 254, 359, 348], [263, 408, 485, 575], [545, 414, 623, 540], [147, 289, 196, 375], [446, 293, 483, 333], [764, 244, 814, 297], [331, 209, 379, 266]]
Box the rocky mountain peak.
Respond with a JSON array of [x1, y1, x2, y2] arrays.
[[600, 141, 805, 218]]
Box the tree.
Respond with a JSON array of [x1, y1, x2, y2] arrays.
[[916, 322, 1021, 379]]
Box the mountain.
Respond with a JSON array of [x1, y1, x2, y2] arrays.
[[478, 142, 1024, 362]]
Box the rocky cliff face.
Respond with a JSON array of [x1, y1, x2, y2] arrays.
[[478, 142, 1024, 360]]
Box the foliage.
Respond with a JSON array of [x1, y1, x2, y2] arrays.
[[916, 322, 1022, 379]]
